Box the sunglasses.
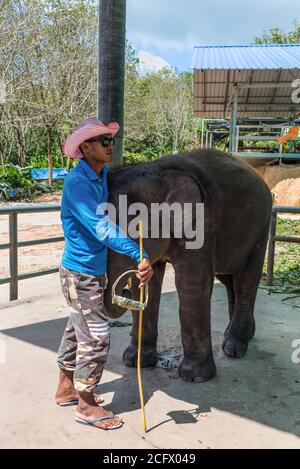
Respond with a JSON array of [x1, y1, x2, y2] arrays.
[[86, 136, 115, 147]]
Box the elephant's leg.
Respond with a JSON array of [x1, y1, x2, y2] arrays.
[[217, 272, 255, 342], [215, 274, 234, 339], [222, 231, 268, 358], [123, 260, 166, 368], [175, 256, 216, 383]]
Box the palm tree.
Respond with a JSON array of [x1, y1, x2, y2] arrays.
[[98, 0, 126, 163]]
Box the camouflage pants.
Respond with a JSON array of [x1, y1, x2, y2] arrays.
[[57, 265, 109, 393]]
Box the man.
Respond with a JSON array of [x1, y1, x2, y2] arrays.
[[55, 117, 153, 430]]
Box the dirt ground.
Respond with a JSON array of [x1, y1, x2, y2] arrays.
[[0, 193, 63, 279], [255, 164, 300, 206]]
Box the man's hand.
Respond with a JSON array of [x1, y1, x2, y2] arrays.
[[136, 258, 153, 288]]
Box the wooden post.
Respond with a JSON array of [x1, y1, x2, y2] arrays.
[[266, 210, 277, 285]]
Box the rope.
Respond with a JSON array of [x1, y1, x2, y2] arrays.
[[138, 220, 147, 433], [110, 221, 147, 432]]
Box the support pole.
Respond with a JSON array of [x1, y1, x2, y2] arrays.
[[236, 125, 240, 152], [266, 210, 277, 285], [9, 213, 18, 301], [201, 119, 204, 149], [229, 88, 238, 153]]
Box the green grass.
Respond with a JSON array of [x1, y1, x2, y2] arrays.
[[262, 216, 300, 290]]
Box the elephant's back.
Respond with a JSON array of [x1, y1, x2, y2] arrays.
[[154, 148, 271, 205], [155, 149, 272, 244]]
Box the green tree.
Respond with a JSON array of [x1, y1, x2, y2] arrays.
[[124, 59, 198, 159], [254, 19, 300, 44], [0, 0, 98, 182], [0, 1, 200, 183]]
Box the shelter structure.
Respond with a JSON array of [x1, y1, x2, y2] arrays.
[[190, 44, 300, 164]]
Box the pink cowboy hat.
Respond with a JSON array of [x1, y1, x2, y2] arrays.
[[63, 117, 120, 159]]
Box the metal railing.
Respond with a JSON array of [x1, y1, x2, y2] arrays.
[[266, 206, 300, 285], [0, 203, 299, 300], [0, 204, 63, 301]]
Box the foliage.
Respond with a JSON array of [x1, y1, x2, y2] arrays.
[[0, 165, 32, 188], [0, 0, 199, 182], [124, 65, 198, 157], [0, 0, 98, 182], [123, 151, 157, 165], [262, 217, 300, 288], [254, 19, 300, 44]]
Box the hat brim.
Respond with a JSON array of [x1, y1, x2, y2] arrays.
[[63, 122, 120, 159]]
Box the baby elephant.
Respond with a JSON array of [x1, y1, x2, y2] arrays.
[[104, 148, 272, 382]]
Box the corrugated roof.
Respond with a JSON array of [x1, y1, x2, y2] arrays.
[[190, 44, 300, 70], [191, 44, 300, 118]]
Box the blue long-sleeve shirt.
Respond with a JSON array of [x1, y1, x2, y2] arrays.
[[61, 158, 148, 275]]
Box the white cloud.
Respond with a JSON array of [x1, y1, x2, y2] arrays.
[[127, 0, 299, 47], [127, 0, 300, 70], [131, 31, 195, 53], [137, 50, 171, 73]]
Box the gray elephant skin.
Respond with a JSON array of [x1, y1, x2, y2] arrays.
[[103, 148, 272, 383]]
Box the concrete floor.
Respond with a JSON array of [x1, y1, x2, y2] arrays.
[[0, 270, 299, 449]]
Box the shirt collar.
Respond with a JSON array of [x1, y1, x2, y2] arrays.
[[79, 158, 108, 181]]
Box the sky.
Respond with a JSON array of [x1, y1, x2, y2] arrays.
[[126, 0, 299, 72]]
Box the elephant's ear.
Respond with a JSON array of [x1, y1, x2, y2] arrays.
[[163, 171, 205, 248], [164, 171, 203, 206]]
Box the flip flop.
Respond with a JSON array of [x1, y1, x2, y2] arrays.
[[57, 394, 105, 407], [75, 411, 123, 430], [57, 399, 79, 407]]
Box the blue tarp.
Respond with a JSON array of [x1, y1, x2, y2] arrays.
[[31, 168, 68, 181]]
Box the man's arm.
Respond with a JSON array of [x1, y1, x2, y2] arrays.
[[68, 182, 149, 263]]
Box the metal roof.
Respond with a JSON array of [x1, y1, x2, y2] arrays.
[[191, 44, 300, 119], [190, 44, 300, 70]]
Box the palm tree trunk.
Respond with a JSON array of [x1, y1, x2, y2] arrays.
[[98, 0, 126, 163]]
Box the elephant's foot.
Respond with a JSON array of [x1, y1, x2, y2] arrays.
[[123, 344, 158, 368], [222, 322, 254, 358], [178, 355, 216, 383], [222, 335, 248, 358]]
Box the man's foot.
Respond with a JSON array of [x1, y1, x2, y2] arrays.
[[56, 393, 104, 406], [76, 392, 123, 430], [55, 370, 104, 406]]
